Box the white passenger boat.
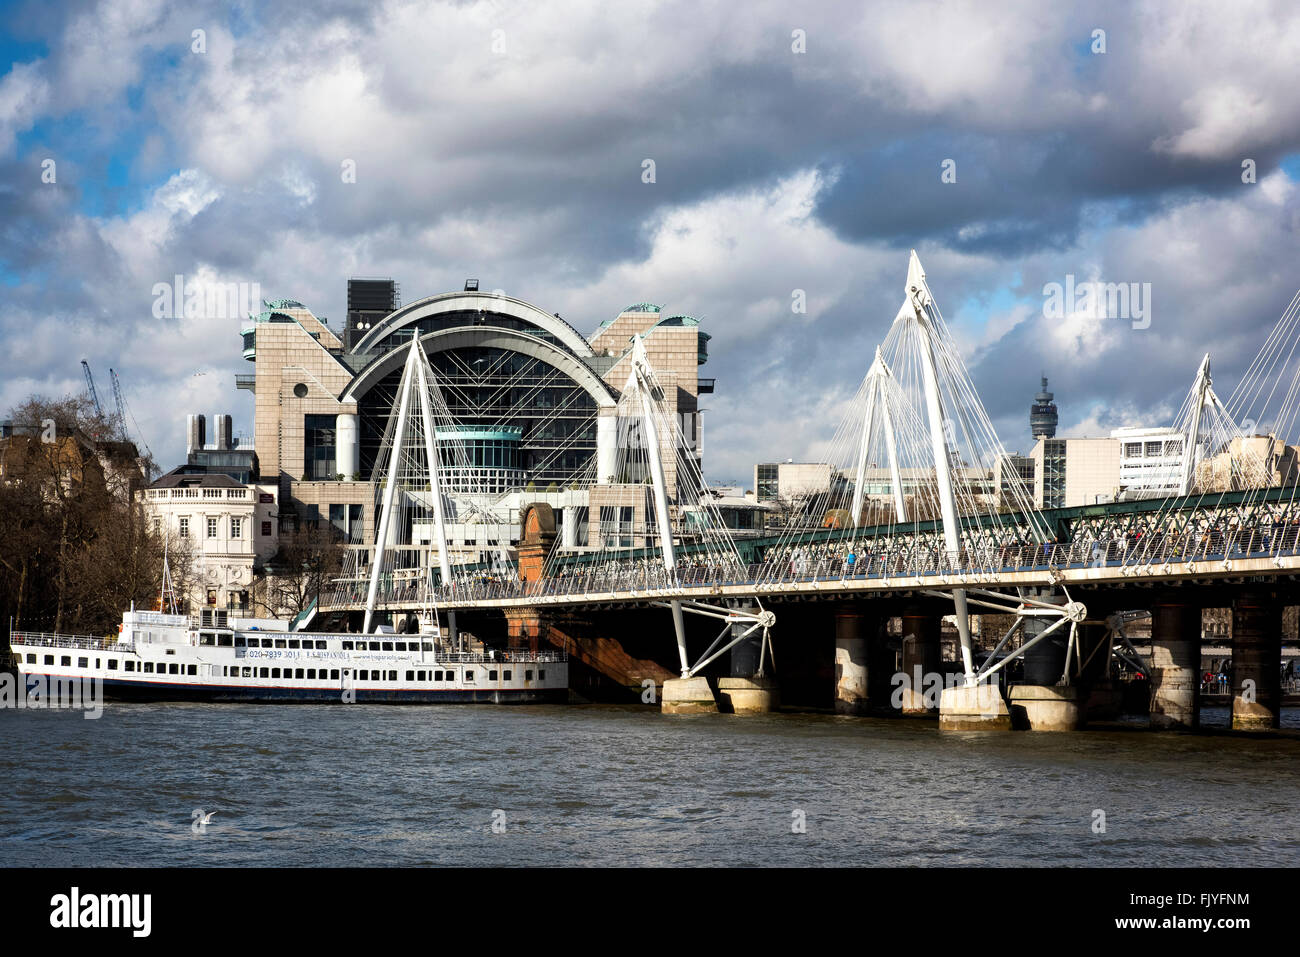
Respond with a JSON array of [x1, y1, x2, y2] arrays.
[[9, 608, 567, 704]]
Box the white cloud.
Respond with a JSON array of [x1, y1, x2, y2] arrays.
[[0, 62, 50, 153]]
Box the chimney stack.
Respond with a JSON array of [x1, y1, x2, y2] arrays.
[[187, 414, 206, 454], [213, 413, 233, 451]]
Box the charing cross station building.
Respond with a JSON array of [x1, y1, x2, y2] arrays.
[[143, 279, 714, 615]]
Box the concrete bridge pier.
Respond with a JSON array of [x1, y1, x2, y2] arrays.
[[662, 676, 718, 714], [833, 607, 870, 716], [1149, 599, 1200, 730], [1231, 591, 1281, 731], [717, 604, 778, 715], [900, 607, 939, 715], [1007, 593, 1079, 731]]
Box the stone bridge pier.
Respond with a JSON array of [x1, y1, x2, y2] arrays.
[[1232, 590, 1282, 730], [1149, 597, 1201, 730]]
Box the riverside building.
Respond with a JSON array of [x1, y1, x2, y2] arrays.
[[227, 279, 712, 568]]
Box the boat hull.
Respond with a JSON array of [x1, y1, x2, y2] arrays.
[[18, 671, 569, 705]]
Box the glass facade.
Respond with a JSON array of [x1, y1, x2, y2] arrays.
[[439, 427, 522, 470], [358, 343, 597, 487], [304, 414, 338, 480]]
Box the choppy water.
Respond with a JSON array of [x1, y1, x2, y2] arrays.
[[2, 703, 1298, 866]]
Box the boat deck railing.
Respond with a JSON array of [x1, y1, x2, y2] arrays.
[[10, 632, 135, 653], [433, 651, 566, 664]]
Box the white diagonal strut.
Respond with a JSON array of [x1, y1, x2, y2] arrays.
[[625, 335, 689, 675], [1179, 353, 1213, 495], [364, 339, 420, 633], [413, 347, 458, 644], [903, 250, 975, 682], [851, 346, 907, 525]]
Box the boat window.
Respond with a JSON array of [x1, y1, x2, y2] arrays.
[[199, 633, 215, 646], [61, 656, 71, 666], [434, 670, 443, 681], [259, 668, 269, 678], [234, 636, 246, 647], [187, 665, 197, 676], [393, 641, 405, 651], [422, 643, 433, 652], [489, 670, 498, 681], [330, 670, 339, 679], [288, 640, 300, 650], [217, 635, 233, 647], [418, 671, 426, 681], [369, 641, 381, 651], [406, 670, 415, 681], [169, 663, 180, 675], [504, 670, 511, 681], [315, 640, 327, 650], [125, 660, 135, 672], [274, 639, 287, 649], [26, 653, 35, 664], [78, 657, 89, 668], [295, 669, 304, 679], [44, 655, 54, 665], [359, 670, 368, 680], [465, 670, 475, 682], [307, 669, 316, 679], [246, 637, 260, 648], [388, 671, 397, 681], [382, 642, 394, 651], [107, 660, 118, 670], [271, 668, 281, 679], [143, 662, 154, 673], [243, 668, 252, 678], [341, 641, 353, 650], [539, 670, 545, 680], [526, 670, 533, 680]]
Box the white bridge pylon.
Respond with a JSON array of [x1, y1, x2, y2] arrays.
[[362, 339, 457, 638], [621, 334, 773, 678], [1172, 352, 1271, 495], [875, 251, 1080, 687], [850, 347, 907, 525]]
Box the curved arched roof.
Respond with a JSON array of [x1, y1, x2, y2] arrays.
[[350, 291, 594, 359], [342, 326, 619, 408]]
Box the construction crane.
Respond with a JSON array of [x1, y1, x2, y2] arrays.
[[81, 359, 103, 416], [109, 368, 154, 461]]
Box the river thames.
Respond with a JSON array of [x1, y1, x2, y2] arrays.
[[3, 703, 1298, 867]]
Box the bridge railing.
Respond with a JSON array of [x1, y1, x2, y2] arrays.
[[342, 507, 1300, 609]]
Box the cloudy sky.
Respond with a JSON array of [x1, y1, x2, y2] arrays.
[[3, 0, 1300, 485]]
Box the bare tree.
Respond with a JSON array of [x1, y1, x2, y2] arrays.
[[0, 393, 162, 639], [261, 523, 346, 618]]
